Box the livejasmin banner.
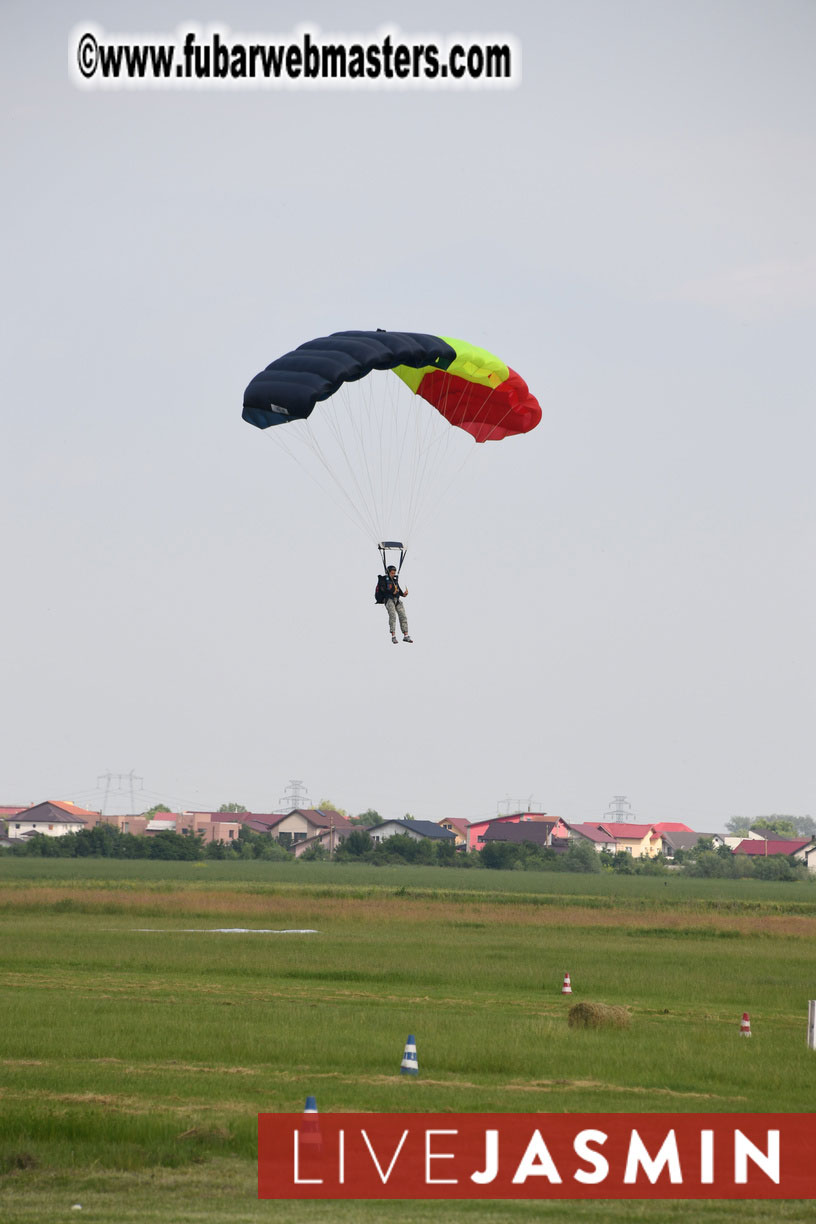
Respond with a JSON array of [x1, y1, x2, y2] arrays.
[[258, 1112, 816, 1200]]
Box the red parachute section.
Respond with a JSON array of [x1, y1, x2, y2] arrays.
[[415, 367, 541, 443]]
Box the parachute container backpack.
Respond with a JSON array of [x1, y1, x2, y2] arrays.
[[242, 329, 542, 560]]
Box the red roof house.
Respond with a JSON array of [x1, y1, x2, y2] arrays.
[[466, 812, 551, 852], [733, 838, 810, 858]]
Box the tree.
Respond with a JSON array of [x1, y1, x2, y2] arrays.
[[372, 833, 419, 864], [143, 803, 171, 817], [435, 838, 456, 865], [147, 831, 201, 860], [479, 841, 515, 870], [727, 814, 814, 839], [218, 802, 247, 813], [751, 816, 800, 839], [349, 809, 384, 826], [413, 838, 437, 865], [563, 839, 603, 873], [336, 829, 373, 859], [299, 843, 329, 861], [684, 849, 742, 878], [752, 854, 804, 882], [608, 849, 635, 875], [317, 798, 348, 818]]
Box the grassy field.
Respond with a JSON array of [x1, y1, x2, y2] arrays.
[[1, 859, 815, 1222]]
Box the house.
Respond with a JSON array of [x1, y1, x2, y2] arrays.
[[600, 823, 663, 858], [94, 813, 150, 837], [5, 800, 98, 840], [145, 815, 180, 834], [176, 812, 241, 844], [481, 821, 555, 848], [269, 808, 350, 847], [292, 824, 352, 858], [793, 841, 816, 873], [208, 808, 350, 848], [659, 830, 724, 859], [722, 830, 770, 849], [0, 805, 29, 819], [732, 837, 811, 860], [466, 812, 552, 853], [438, 817, 469, 847], [559, 822, 619, 854], [558, 821, 662, 858], [367, 820, 456, 845], [141, 812, 242, 844], [201, 815, 241, 844]]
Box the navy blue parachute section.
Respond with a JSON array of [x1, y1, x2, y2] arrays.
[[242, 330, 456, 430]]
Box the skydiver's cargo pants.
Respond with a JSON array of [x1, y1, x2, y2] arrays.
[[385, 598, 409, 636]]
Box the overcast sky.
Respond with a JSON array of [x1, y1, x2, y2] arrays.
[[2, 1, 814, 829]]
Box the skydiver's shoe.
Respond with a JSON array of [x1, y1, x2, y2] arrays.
[[391, 634, 398, 644], [403, 636, 413, 643]]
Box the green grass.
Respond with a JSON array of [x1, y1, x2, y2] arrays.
[[1, 859, 815, 1222], [2, 856, 816, 909]]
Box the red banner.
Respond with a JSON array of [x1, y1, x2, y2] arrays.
[[258, 1112, 816, 1199]]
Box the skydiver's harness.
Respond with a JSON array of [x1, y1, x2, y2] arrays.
[[374, 541, 406, 605]]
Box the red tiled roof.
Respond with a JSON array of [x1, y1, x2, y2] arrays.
[[599, 823, 658, 838], [733, 838, 810, 857], [50, 800, 101, 816], [652, 822, 693, 832], [440, 818, 470, 834], [566, 823, 617, 844], [303, 809, 351, 829], [242, 819, 283, 833], [232, 813, 288, 829], [470, 812, 549, 830]]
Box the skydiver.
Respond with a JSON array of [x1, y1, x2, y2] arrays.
[[383, 566, 413, 644]]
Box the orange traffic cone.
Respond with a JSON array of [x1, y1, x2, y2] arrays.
[[561, 972, 572, 995], [739, 1013, 752, 1037]]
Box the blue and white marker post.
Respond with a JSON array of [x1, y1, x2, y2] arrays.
[[302, 1095, 322, 1154], [400, 1035, 418, 1075]]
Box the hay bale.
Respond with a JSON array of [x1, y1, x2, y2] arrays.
[[568, 1001, 631, 1030]]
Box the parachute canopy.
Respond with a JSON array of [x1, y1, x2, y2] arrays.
[[242, 329, 541, 443]]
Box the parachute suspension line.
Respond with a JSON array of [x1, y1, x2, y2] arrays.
[[261, 359, 522, 553], [378, 541, 406, 574], [402, 386, 441, 542], [265, 421, 379, 541], [387, 365, 472, 545], [321, 382, 382, 542], [302, 406, 381, 541], [363, 374, 392, 538], [376, 370, 434, 546], [244, 330, 541, 568], [399, 372, 482, 542], [318, 373, 398, 547], [266, 393, 386, 544]]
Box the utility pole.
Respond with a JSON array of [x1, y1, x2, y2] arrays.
[[497, 796, 544, 816], [97, 771, 143, 815], [277, 779, 311, 813], [604, 795, 634, 823]]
